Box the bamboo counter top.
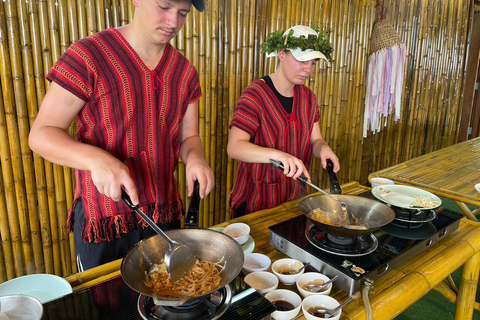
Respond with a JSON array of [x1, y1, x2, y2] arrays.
[[368, 137, 480, 221], [65, 182, 480, 320]]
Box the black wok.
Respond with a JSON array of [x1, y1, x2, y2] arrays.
[[299, 160, 395, 237], [121, 229, 244, 306]]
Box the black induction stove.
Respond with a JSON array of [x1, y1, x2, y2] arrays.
[[41, 275, 274, 320], [269, 191, 464, 295]]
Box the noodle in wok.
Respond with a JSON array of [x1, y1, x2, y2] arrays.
[[146, 259, 224, 298]]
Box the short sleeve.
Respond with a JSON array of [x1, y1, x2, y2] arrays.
[[229, 86, 262, 137], [46, 41, 96, 102]]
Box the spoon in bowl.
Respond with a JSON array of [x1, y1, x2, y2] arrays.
[[305, 274, 339, 292], [312, 291, 362, 318], [282, 262, 311, 275]]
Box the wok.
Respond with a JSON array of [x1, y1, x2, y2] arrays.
[[300, 194, 395, 237], [121, 228, 244, 306], [299, 160, 395, 237]]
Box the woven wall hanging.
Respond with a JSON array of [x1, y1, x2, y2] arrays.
[[363, 1, 407, 137]]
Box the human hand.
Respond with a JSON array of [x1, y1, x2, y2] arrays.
[[89, 153, 138, 204], [185, 158, 214, 198], [273, 153, 311, 182], [319, 146, 340, 173]]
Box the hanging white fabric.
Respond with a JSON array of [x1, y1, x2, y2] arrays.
[[363, 13, 407, 138]]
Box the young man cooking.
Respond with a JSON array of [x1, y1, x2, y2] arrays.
[[28, 0, 214, 271]]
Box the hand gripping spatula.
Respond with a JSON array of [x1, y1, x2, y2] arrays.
[[122, 189, 196, 282]]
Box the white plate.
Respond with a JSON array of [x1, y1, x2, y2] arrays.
[[211, 227, 255, 254], [372, 185, 442, 209], [475, 183, 480, 194], [0, 274, 72, 303]]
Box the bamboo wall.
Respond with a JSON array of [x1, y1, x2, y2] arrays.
[[0, 0, 472, 282]]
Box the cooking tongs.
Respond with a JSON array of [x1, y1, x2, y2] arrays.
[[122, 189, 197, 282], [269, 159, 365, 229]]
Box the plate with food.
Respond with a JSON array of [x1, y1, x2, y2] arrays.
[[372, 185, 442, 209]]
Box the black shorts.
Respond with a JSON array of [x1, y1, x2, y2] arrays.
[[73, 201, 181, 271]]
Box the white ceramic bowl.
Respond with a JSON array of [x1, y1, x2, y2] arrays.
[[243, 253, 271, 275], [272, 258, 305, 285], [370, 177, 395, 189], [296, 272, 332, 298], [244, 271, 278, 295], [223, 222, 250, 245], [0, 274, 72, 303], [302, 295, 341, 320], [0, 295, 43, 320], [265, 289, 301, 320]]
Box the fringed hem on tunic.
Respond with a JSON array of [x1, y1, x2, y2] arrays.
[[67, 200, 184, 243]]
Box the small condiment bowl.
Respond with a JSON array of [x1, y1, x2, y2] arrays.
[[302, 295, 341, 320], [370, 177, 395, 189], [296, 272, 332, 298], [244, 271, 278, 295], [475, 183, 480, 194], [223, 222, 250, 245], [272, 258, 305, 285], [265, 289, 301, 320], [242, 253, 271, 275], [0, 295, 43, 320]]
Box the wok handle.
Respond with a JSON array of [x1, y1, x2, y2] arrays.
[[185, 180, 200, 228], [326, 159, 342, 195]]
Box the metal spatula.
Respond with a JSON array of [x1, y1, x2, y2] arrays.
[[121, 190, 196, 282]]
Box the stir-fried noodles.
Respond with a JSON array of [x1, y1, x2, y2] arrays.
[[145, 259, 224, 298]]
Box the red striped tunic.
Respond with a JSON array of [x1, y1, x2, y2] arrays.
[[229, 79, 320, 216], [47, 28, 202, 242]]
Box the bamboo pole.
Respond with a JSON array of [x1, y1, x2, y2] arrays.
[[225, 0, 237, 219], [15, 0, 46, 274], [27, 0, 54, 276], [0, 144, 15, 280], [76, 0, 87, 39], [2, 0, 37, 276]]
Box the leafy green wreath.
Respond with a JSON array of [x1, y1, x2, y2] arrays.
[[261, 24, 334, 63]]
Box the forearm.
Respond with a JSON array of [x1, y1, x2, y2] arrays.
[[179, 135, 206, 164], [311, 138, 330, 159], [29, 126, 111, 171], [227, 139, 281, 163]]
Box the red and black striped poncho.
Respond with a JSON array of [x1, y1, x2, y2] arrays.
[[47, 28, 202, 243], [229, 79, 321, 216]]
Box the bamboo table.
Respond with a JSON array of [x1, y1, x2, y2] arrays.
[[65, 182, 480, 320], [368, 137, 480, 221]]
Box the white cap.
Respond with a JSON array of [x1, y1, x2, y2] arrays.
[[267, 25, 329, 62]]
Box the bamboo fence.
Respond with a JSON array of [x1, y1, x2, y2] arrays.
[[0, 0, 473, 282]]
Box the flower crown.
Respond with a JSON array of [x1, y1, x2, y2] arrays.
[[261, 24, 334, 63]]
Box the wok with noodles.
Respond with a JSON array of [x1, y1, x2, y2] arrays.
[[146, 259, 223, 298], [300, 194, 395, 237], [121, 228, 244, 306]]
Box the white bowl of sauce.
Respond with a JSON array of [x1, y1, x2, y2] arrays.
[[296, 272, 333, 298], [265, 289, 301, 320], [302, 295, 341, 320], [272, 258, 305, 285]]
